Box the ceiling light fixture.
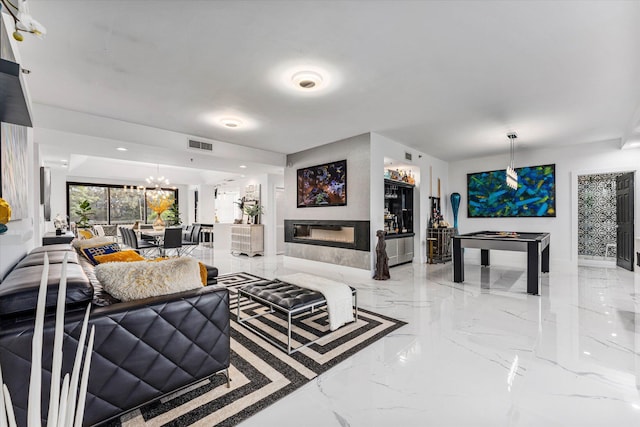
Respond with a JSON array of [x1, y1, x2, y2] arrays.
[[220, 117, 243, 128], [124, 164, 175, 195], [239, 165, 247, 169], [116, 147, 128, 151], [506, 132, 518, 190], [291, 70, 323, 90], [146, 164, 170, 190]]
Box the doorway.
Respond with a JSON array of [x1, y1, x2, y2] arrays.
[[577, 172, 634, 270]]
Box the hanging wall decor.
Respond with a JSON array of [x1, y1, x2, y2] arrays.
[[467, 164, 556, 218]]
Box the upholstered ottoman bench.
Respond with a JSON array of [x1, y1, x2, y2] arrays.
[[237, 276, 357, 354]]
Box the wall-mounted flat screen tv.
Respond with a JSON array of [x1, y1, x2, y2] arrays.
[[467, 164, 556, 217], [297, 159, 347, 207]]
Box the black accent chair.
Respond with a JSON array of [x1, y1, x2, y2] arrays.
[[159, 227, 183, 257]]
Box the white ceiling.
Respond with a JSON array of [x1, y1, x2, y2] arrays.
[[15, 0, 640, 162]]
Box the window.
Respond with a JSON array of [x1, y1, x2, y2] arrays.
[[67, 182, 178, 225]]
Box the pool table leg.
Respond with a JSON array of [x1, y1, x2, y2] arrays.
[[481, 249, 490, 266], [527, 241, 540, 295], [541, 244, 550, 273], [453, 238, 464, 282]]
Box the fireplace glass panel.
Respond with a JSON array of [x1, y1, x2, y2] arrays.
[[293, 224, 355, 244]]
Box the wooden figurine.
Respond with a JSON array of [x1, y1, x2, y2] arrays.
[[374, 229, 390, 280]]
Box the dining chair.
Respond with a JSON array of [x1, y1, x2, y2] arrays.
[[93, 224, 106, 237], [181, 224, 201, 256], [124, 227, 158, 257], [119, 227, 132, 248], [156, 227, 181, 257]]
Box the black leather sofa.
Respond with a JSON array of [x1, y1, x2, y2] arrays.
[[0, 243, 229, 426]]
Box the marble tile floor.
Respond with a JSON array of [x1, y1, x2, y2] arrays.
[[189, 246, 640, 426]]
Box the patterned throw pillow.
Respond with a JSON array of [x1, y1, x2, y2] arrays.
[[81, 243, 121, 265], [93, 250, 144, 264]]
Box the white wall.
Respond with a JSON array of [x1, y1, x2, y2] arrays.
[[265, 173, 285, 255], [448, 139, 640, 267], [0, 127, 37, 279], [187, 185, 197, 224], [197, 184, 216, 224], [283, 134, 371, 268], [285, 134, 371, 221]]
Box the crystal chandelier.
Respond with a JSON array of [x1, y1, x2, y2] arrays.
[[506, 132, 518, 190]]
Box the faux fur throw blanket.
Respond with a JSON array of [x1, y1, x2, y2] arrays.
[[278, 273, 354, 331]]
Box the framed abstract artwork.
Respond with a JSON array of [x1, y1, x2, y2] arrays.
[[467, 164, 556, 218], [297, 159, 347, 207]]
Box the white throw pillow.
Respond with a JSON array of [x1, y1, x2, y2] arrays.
[[94, 257, 203, 302]]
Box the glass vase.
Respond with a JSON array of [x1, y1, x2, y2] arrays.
[[450, 192, 461, 232], [153, 216, 165, 230]]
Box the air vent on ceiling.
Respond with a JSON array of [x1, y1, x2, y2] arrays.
[[405, 152, 412, 161], [188, 139, 213, 151]]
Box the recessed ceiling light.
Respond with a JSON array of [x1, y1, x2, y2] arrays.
[[117, 147, 128, 151], [291, 70, 323, 90], [220, 118, 243, 128], [239, 165, 247, 169]]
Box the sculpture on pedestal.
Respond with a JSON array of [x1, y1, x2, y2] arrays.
[[374, 230, 390, 280]]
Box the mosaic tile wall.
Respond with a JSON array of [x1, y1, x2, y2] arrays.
[[578, 173, 620, 257]]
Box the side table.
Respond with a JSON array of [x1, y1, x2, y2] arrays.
[[42, 231, 75, 246]]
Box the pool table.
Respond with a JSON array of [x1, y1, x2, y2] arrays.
[[452, 231, 550, 295]]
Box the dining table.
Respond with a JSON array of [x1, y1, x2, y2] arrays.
[[138, 228, 166, 245]]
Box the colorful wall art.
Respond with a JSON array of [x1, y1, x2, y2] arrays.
[[0, 123, 28, 220], [467, 164, 556, 218], [297, 159, 347, 207]]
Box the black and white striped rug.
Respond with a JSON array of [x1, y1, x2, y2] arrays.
[[112, 273, 406, 426]]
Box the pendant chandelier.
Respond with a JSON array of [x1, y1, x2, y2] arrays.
[[506, 132, 518, 190], [123, 164, 173, 195], [146, 164, 170, 190]]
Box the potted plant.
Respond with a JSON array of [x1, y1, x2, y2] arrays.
[[166, 202, 183, 226], [75, 199, 93, 228], [243, 203, 264, 224]]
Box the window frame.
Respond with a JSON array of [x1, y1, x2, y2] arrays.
[[66, 181, 179, 225]]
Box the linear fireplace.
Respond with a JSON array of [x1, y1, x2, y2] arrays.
[[284, 220, 370, 251]]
